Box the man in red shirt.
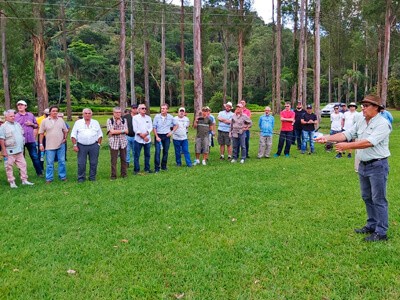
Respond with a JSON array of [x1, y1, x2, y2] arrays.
[[274, 102, 295, 157]]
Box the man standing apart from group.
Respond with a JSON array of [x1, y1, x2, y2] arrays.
[[71, 108, 103, 182], [217, 101, 233, 160], [39, 106, 68, 183], [230, 103, 252, 163], [274, 102, 295, 158], [107, 107, 128, 180], [15, 100, 43, 177], [300, 104, 318, 154], [0, 110, 34, 188], [240, 99, 251, 158], [172, 107, 192, 167], [316, 95, 391, 242], [153, 104, 174, 172], [257, 106, 274, 159], [133, 104, 153, 174], [124, 104, 138, 167]]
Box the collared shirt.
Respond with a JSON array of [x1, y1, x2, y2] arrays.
[[173, 116, 190, 141], [153, 113, 174, 134], [133, 114, 152, 144], [39, 117, 68, 150], [380, 110, 393, 124], [15, 112, 38, 143], [217, 110, 233, 132], [343, 113, 391, 161], [0, 121, 25, 155], [231, 113, 252, 138], [71, 118, 103, 145], [107, 117, 128, 150], [242, 108, 251, 118], [280, 110, 295, 131], [258, 114, 275, 137]]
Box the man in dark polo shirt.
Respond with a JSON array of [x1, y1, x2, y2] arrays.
[[124, 104, 138, 167]]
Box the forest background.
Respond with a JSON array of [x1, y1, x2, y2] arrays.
[[1, 0, 400, 119]]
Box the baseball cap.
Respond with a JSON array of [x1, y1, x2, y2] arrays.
[[17, 100, 27, 106], [131, 104, 138, 109], [179, 107, 185, 112], [43, 108, 50, 115], [306, 104, 312, 109]]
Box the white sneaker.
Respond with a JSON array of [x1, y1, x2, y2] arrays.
[[22, 180, 34, 186], [193, 159, 200, 166], [202, 160, 207, 166], [240, 159, 245, 164], [231, 159, 237, 163], [10, 182, 18, 188]]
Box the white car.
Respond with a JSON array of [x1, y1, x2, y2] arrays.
[[320, 102, 342, 117]]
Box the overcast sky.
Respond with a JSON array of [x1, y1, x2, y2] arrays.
[[170, 0, 273, 23]]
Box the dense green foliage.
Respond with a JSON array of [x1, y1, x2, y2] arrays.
[[1, 0, 400, 112], [0, 110, 399, 298]]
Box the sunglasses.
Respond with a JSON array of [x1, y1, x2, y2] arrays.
[[140, 107, 147, 110]]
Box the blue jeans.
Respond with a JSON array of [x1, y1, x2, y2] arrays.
[[301, 130, 315, 153], [25, 142, 43, 175], [134, 141, 151, 172], [45, 144, 66, 181], [232, 133, 246, 160], [154, 134, 171, 171], [294, 127, 303, 149], [126, 136, 135, 164], [276, 131, 293, 156], [173, 139, 192, 167], [358, 159, 389, 235]]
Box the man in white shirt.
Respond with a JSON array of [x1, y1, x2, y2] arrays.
[[330, 104, 344, 158], [71, 108, 103, 182], [132, 104, 153, 174], [342, 102, 358, 158]]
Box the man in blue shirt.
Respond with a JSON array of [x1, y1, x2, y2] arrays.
[[257, 106, 274, 158], [153, 104, 174, 172], [217, 102, 233, 160]]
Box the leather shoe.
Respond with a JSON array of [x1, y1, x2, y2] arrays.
[[364, 233, 388, 242], [354, 226, 374, 234]]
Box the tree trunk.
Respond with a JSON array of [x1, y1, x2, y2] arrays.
[[119, 0, 127, 110], [271, 0, 276, 111], [297, 0, 306, 105], [180, 0, 185, 107], [381, 0, 394, 106], [130, 0, 136, 105], [193, 0, 203, 115], [237, 0, 244, 102], [313, 0, 320, 118], [160, 0, 166, 106], [61, 2, 71, 121], [276, 0, 282, 113], [302, 0, 308, 104], [291, 0, 298, 103], [143, 2, 150, 111], [377, 27, 383, 97], [1, 10, 11, 110], [223, 37, 229, 104], [32, 0, 48, 115]]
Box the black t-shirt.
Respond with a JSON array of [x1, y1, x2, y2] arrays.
[[301, 113, 317, 131], [294, 109, 306, 128]]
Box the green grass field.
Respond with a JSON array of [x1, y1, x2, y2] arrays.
[[1, 111, 399, 299]]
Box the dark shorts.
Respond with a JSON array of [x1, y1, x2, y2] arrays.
[[218, 131, 231, 146]]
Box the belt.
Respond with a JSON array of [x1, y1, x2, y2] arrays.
[[360, 157, 387, 165]]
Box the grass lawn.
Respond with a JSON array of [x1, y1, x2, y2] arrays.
[[1, 110, 399, 299]]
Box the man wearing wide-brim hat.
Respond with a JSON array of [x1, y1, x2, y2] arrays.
[[341, 102, 360, 159], [315, 94, 392, 242]]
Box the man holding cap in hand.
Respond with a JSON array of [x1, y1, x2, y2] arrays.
[[315, 94, 392, 242]]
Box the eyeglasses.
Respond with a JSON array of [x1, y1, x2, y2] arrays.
[[140, 107, 147, 110], [362, 103, 373, 108], [285, 106, 290, 108]]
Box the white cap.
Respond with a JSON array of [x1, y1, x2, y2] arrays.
[[17, 100, 27, 106], [225, 101, 233, 107], [179, 107, 185, 112]]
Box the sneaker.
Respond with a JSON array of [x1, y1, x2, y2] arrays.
[[22, 181, 34, 186], [273, 154, 279, 158], [335, 153, 342, 159], [231, 159, 237, 163], [364, 232, 388, 242], [193, 159, 200, 166], [227, 156, 232, 160], [354, 226, 375, 234], [220, 155, 224, 160], [10, 181, 18, 188], [301, 151, 305, 154], [240, 159, 245, 164], [202, 160, 207, 166], [347, 153, 352, 158], [285, 154, 290, 158]]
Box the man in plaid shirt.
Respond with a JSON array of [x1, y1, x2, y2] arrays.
[[107, 107, 128, 180]]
